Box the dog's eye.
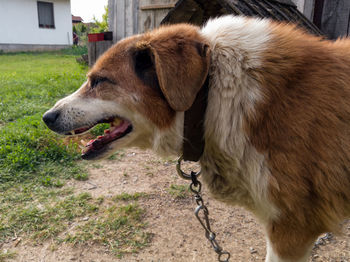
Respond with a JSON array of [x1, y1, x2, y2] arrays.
[[90, 77, 110, 89]]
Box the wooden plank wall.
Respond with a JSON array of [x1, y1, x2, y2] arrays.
[[303, 0, 315, 20], [293, 0, 305, 12], [108, 0, 139, 42], [138, 0, 176, 33], [321, 0, 350, 39], [302, 0, 350, 38], [89, 0, 177, 67], [108, 0, 176, 42]]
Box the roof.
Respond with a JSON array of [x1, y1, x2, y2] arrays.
[[72, 15, 83, 22], [161, 0, 322, 36], [270, 0, 295, 6]]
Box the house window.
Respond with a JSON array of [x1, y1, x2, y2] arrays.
[[37, 1, 55, 29]]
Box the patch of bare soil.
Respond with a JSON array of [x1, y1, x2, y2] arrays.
[[5, 148, 350, 262]]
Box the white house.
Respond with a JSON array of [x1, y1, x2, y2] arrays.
[[0, 0, 72, 52]]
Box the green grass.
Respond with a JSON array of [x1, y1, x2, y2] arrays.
[[63, 203, 151, 257], [0, 52, 87, 187], [60, 45, 88, 56], [0, 187, 151, 257], [107, 150, 126, 161], [112, 192, 148, 202], [0, 52, 87, 123], [166, 184, 191, 199], [0, 192, 98, 241], [0, 52, 151, 260], [0, 250, 16, 262]]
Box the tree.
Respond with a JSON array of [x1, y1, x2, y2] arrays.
[[91, 5, 108, 33]]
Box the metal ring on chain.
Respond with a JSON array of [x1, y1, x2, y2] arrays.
[[190, 181, 202, 194], [218, 251, 231, 262], [176, 155, 201, 180]]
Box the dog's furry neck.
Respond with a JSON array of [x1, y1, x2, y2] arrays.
[[199, 16, 279, 222]]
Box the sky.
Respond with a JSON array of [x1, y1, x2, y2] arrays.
[[71, 0, 108, 23]]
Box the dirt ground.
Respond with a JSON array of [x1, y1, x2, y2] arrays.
[[5, 148, 350, 262]]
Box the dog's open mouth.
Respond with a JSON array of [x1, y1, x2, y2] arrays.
[[66, 117, 132, 160]]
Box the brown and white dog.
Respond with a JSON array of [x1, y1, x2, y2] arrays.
[[43, 16, 350, 262]]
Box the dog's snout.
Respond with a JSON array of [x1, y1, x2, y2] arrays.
[[43, 110, 60, 127]]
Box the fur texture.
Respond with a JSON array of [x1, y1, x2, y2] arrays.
[[43, 16, 350, 262]]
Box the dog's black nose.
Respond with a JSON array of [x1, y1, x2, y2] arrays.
[[43, 110, 60, 127]]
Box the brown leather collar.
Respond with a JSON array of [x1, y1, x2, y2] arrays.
[[182, 76, 209, 162]]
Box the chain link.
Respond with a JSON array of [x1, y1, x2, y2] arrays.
[[176, 157, 231, 262], [189, 172, 231, 262]]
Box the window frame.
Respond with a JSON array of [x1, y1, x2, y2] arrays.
[[37, 1, 55, 29]]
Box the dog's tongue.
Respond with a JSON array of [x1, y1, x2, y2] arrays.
[[82, 120, 130, 156]]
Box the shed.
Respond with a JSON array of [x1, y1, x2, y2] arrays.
[[108, 0, 178, 43], [100, 0, 323, 66], [161, 0, 322, 35]]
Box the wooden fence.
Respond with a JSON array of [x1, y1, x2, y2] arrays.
[[87, 40, 113, 67]]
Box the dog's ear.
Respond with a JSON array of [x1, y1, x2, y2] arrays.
[[133, 39, 210, 111], [133, 45, 163, 97], [152, 40, 210, 111]]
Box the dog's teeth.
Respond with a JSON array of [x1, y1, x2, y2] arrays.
[[87, 139, 95, 146]]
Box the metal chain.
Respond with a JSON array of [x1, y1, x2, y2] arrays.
[[189, 171, 231, 262], [177, 156, 230, 262]]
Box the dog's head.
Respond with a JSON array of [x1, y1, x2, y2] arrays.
[[43, 24, 210, 160]]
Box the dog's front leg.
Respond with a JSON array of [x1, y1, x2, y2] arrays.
[[265, 238, 313, 262], [264, 220, 317, 262]]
